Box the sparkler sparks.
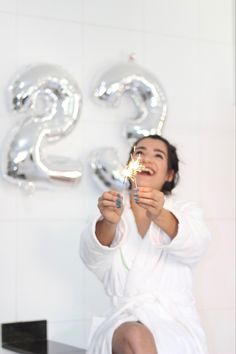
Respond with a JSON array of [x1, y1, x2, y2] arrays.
[[122, 153, 145, 188]]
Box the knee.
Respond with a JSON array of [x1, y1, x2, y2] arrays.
[[113, 322, 156, 354], [123, 324, 151, 349]]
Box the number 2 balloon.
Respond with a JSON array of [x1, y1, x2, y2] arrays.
[[1, 64, 83, 191]]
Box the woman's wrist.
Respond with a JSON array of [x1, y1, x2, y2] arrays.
[[96, 219, 118, 246], [100, 217, 119, 227], [152, 208, 178, 239]]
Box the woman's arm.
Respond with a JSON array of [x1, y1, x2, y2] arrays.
[[80, 215, 126, 282], [95, 190, 124, 246], [133, 187, 178, 238], [133, 187, 211, 265], [151, 200, 211, 265], [95, 219, 118, 246], [153, 208, 178, 239]]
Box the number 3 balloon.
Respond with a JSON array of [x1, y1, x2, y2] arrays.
[[90, 147, 130, 192], [1, 64, 83, 191], [93, 60, 167, 143], [90, 60, 167, 191]]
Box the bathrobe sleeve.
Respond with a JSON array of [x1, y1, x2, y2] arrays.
[[150, 200, 211, 266], [80, 215, 127, 282]]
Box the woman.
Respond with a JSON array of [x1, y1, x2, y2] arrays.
[[80, 135, 211, 354]]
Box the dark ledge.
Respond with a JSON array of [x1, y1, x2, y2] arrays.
[[1, 320, 85, 354]]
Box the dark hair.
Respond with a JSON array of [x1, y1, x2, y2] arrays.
[[129, 134, 179, 195]]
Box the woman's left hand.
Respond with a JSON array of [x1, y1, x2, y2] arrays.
[[133, 187, 165, 220]]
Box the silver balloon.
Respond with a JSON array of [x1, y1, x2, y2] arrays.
[[90, 148, 129, 192], [1, 64, 83, 189], [93, 61, 167, 143]]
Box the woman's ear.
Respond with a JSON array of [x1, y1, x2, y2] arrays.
[[166, 169, 175, 182]]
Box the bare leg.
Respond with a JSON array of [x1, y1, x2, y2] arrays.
[[112, 321, 158, 354]]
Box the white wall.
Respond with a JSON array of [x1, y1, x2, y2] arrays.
[[0, 0, 235, 353]]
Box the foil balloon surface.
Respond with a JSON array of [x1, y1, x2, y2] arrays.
[[90, 61, 167, 191], [1, 64, 83, 191], [93, 61, 167, 143], [90, 147, 130, 192]]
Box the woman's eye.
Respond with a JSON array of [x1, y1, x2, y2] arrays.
[[155, 154, 164, 159], [134, 150, 143, 155]]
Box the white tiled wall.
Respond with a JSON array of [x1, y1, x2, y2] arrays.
[[0, 0, 235, 353]]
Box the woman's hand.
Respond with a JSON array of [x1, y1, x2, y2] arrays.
[[132, 187, 165, 221], [133, 187, 178, 238], [98, 191, 124, 225], [96, 191, 124, 246]]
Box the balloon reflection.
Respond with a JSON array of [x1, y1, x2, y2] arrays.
[[2, 64, 83, 191]]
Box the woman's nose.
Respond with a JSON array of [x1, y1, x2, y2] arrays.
[[142, 154, 151, 163]]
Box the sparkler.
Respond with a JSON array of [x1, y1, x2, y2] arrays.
[[122, 153, 145, 189]]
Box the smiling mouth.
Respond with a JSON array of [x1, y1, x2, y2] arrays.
[[139, 167, 155, 176]]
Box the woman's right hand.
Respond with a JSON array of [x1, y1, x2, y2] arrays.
[[97, 191, 124, 225]]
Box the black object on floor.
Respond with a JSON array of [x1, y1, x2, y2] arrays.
[[1, 320, 86, 354]]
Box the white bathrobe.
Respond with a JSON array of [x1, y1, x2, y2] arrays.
[[80, 195, 211, 354]]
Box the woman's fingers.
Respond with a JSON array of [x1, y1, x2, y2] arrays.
[[99, 200, 115, 208], [100, 191, 121, 202], [133, 188, 164, 204], [98, 191, 123, 209], [97, 191, 124, 225], [137, 197, 158, 208], [132, 187, 164, 217]]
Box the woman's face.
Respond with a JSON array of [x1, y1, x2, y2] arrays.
[[132, 138, 174, 191]]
